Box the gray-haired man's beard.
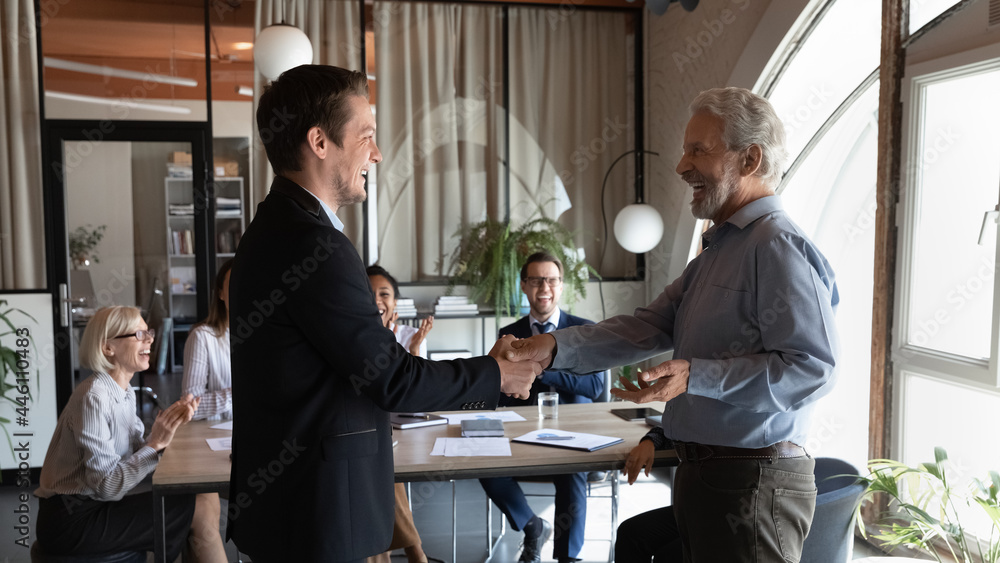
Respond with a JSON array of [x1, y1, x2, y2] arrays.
[[691, 167, 739, 221]]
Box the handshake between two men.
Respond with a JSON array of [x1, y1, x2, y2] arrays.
[[487, 332, 693, 404]]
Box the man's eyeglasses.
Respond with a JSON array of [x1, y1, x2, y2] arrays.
[[113, 329, 156, 341], [523, 276, 563, 288]]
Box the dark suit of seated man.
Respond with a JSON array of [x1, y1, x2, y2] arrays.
[[480, 252, 604, 563]]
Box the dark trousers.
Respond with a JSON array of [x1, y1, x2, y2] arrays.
[[480, 472, 588, 559], [615, 456, 816, 562], [36, 492, 195, 561]]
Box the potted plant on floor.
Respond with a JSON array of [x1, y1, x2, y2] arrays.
[[856, 447, 1000, 562], [444, 217, 597, 323]]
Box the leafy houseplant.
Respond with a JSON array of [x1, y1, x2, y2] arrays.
[[857, 447, 1000, 562], [445, 217, 597, 323], [68, 224, 107, 268]]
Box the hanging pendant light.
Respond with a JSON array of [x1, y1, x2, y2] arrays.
[[254, 1, 313, 81], [615, 203, 664, 254], [600, 150, 664, 255]]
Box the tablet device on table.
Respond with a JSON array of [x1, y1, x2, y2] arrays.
[[610, 407, 663, 422]]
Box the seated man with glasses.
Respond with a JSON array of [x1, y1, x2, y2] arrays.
[[479, 252, 604, 563]]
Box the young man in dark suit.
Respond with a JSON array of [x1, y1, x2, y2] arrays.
[[480, 252, 604, 563], [227, 65, 540, 563]]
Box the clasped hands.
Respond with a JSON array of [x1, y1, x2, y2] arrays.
[[488, 333, 557, 400], [146, 393, 200, 452]]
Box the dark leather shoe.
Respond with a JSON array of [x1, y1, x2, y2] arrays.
[[518, 518, 552, 563], [587, 470, 607, 483]]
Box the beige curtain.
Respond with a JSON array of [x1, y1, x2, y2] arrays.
[[509, 8, 635, 277], [0, 0, 45, 289], [374, 2, 503, 280], [252, 0, 363, 245]]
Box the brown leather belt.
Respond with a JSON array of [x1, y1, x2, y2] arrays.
[[672, 440, 807, 462]]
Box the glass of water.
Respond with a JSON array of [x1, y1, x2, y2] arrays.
[[538, 392, 559, 419]]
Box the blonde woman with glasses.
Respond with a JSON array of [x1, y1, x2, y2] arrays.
[[34, 306, 226, 562]]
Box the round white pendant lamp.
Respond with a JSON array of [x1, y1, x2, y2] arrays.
[[599, 149, 663, 257], [614, 203, 664, 254], [255, 22, 313, 81]]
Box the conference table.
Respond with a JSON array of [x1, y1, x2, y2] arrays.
[[152, 402, 678, 563]]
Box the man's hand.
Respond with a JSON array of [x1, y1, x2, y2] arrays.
[[506, 334, 556, 370], [622, 440, 656, 485], [146, 393, 201, 451], [489, 335, 542, 400], [610, 359, 690, 404]]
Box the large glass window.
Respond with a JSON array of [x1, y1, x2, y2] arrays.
[[904, 67, 1000, 361]]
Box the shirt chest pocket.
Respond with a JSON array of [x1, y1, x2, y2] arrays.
[[696, 284, 755, 348]]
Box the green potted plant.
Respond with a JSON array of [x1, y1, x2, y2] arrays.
[[444, 217, 597, 323], [68, 224, 107, 269], [856, 447, 1000, 562]]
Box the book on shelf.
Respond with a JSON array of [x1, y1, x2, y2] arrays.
[[436, 295, 470, 303], [216, 229, 242, 254], [461, 419, 504, 437], [390, 413, 447, 429], [171, 230, 196, 255]]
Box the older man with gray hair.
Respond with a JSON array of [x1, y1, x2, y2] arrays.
[[507, 87, 840, 561]]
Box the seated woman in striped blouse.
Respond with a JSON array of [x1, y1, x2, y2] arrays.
[[182, 258, 233, 421], [34, 305, 226, 561]]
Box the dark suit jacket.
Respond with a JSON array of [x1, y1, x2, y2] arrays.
[[497, 311, 603, 407], [228, 177, 501, 561]]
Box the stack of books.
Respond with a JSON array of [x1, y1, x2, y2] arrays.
[[167, 164, 193, 178], [434, 296, 479, 316], [395, 298, 417, 319], [169, 203, 194, 216], [216, 197, 241, 216]]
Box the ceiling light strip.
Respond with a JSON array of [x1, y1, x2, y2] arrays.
[[45, 91, 193, 115], [43, 57, 199, 88]]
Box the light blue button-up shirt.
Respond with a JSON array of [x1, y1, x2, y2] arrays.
[[552, 195, 839, 448], [304, 189, 345, 232]]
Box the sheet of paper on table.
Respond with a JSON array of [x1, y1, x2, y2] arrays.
[[210, 420, 234, 430], [205, 437, 232, 451], [430, 437, 511, 457], [442, 411, 527, 425]]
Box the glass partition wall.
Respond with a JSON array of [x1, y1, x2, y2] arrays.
[[372, 2, 640, 281]]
